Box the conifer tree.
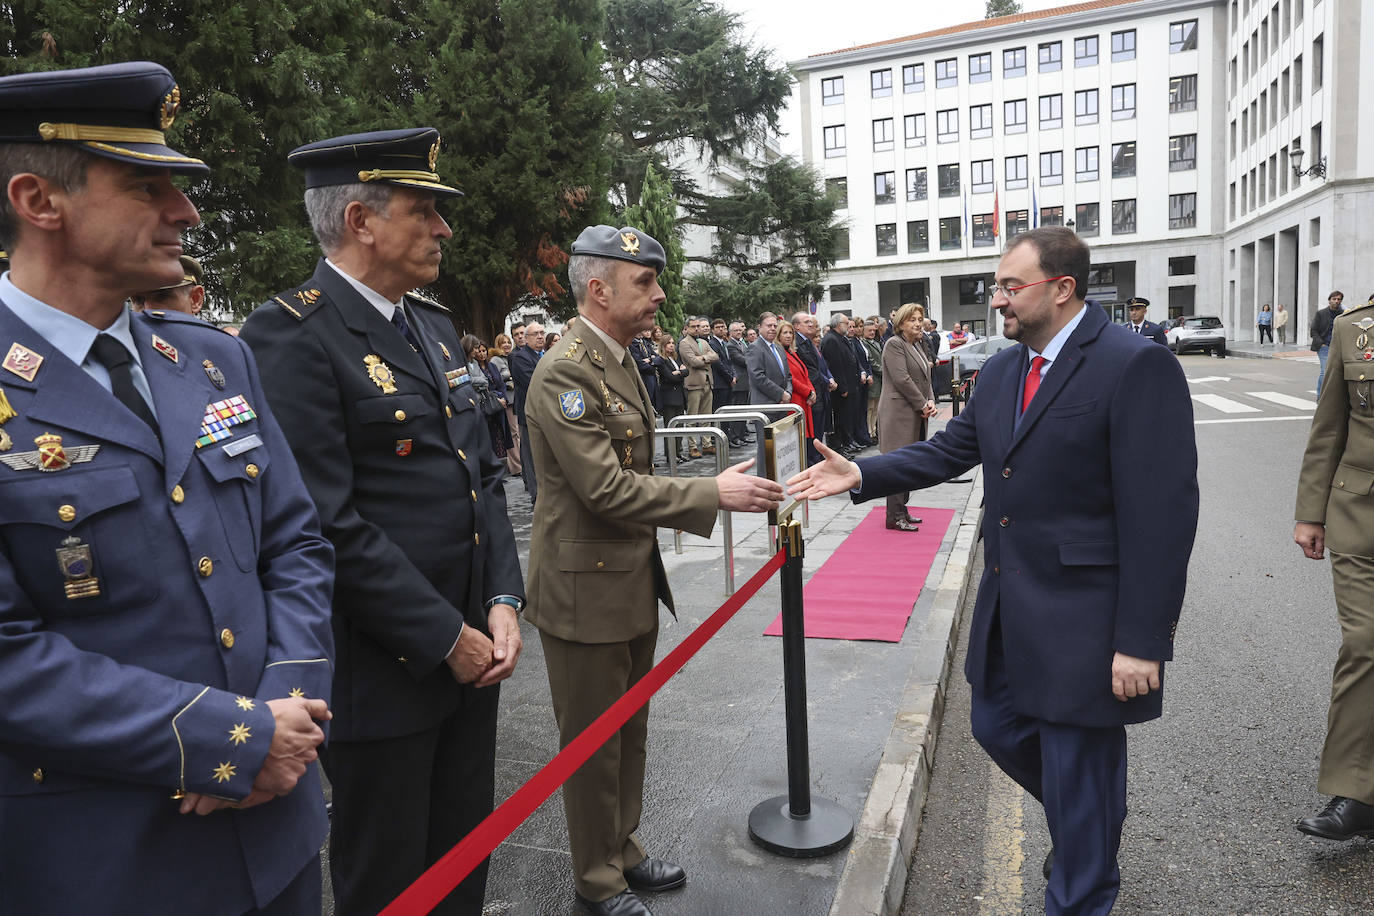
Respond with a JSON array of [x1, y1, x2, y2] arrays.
[[623, 164, 684, 336]]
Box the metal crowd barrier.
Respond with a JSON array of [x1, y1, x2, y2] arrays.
[[655, 424, 734, 594]]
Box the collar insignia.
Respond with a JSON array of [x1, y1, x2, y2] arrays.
[[151, 335, 178, 363], [3, 343, 41, 382]]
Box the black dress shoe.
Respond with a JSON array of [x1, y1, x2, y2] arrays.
[[1042, 847, 1054, 880], [905, 512, 923, 525], [624, 857, 687, 892], [885, 517, 920, 531], [1297, 796, 1374, 840], [577, 889, 652, 915]]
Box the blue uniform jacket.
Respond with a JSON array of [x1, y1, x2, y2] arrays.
[[0, 305, 334, 915], [855, 305, 1199, 727]]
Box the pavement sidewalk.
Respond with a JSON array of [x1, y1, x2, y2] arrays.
[[1223, 340, 1319, 362], [483, 415, 985, 915]]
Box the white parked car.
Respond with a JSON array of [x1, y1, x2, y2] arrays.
[[1167, 316, 1228, 357]]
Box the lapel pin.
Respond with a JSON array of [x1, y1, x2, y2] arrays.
[[151, 335, 178, 363], [3, 342, 42, 382], [440, 342, 452, 361]]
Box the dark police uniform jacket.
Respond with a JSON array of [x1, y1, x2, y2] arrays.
[[857, 306, 1199, 727], [0, 304, 334, 916], [241, 259, 523, 742]]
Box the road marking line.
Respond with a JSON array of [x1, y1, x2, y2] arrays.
[[1191, 394, 1260, 414], [1248, 391, 1318, 410], [1186, 376, 1231, 384], [978, 761, 1026, 914], [1196, 415, 1314, 426]]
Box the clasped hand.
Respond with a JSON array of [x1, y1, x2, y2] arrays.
[[445, 604, 523, 688]]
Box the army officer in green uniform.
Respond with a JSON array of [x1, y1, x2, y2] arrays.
[[525, 225, 783, 916], [1295, 292, 1374, 840]]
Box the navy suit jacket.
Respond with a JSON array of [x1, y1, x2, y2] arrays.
[[509, 344, 541, 421], [0, 304, 334, 915], [855, 305, 1198, 727], [707, 335, 734, 389], [1136, 320, 1169, 347]]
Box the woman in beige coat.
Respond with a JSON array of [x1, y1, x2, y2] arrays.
[[879, 302, 939, 530]]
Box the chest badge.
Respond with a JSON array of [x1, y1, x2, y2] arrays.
[[3, 342, 42, 382], [203, 360, 226, 390], [444, 367, 470, 390], [439, 342, 452, 361], [0, 433, 100, 472], [395, 438, 413, 457], [364, 354, 398, 394], [56, 536, 100, 600], [559, 389, 586, 420], [0, 388, 14, 452]]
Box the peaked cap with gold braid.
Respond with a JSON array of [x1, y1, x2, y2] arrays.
[[287, 127, 462, 197]]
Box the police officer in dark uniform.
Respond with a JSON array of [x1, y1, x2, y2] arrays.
[[1124, 297, 1168, 346], [0, 62, 335, 915], [240, 128, 525, 916]]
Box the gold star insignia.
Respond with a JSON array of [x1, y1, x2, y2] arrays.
[[212, 762, 237, 784], [288, 687, 305, 698], [228, 723, 252, 745], [234, 696, 255, 711]]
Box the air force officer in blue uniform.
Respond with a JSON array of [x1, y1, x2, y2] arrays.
[[789, 227, 1199, 915], [0, 63, 334, 915]]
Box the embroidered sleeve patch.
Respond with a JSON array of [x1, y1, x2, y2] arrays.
[[558, 389, 586, 420]]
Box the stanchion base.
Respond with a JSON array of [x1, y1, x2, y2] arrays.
[[748, 796, 854, 858]]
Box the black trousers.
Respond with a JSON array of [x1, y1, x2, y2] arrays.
[[1258, 324, 1273, 343], [518, 418, 537, 504], [322, 684, 501, 916]]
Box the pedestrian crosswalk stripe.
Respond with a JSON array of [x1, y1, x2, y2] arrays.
[[1191, 394, 1259, 414], [1248, 391, 1317, 411]]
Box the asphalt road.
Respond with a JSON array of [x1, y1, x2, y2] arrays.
[[902, 353, 1374, 915]]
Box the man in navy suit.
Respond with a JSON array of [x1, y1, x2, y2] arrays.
[[789, 227, 1199, 915], [0, 62, 334, 915], [510, 321, 544, 503], [1124, 296, 1168, 346]]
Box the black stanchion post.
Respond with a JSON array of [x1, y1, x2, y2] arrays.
[[748, 519, 854, 858]]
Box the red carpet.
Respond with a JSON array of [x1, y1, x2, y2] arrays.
[[763, 505, 955, 642]]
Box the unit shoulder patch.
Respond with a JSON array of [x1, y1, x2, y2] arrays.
[[558, 389, 587, 420]]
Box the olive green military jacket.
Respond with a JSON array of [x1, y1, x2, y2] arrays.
[[525, 333, 719, 643], [1297, 301, 1374, 555]]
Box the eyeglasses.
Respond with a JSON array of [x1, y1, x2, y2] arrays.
[[989, 275, 1072, 300]]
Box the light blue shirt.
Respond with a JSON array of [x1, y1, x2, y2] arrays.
[[1025, 303, 1088, 379], [0, 274, 156, 415]]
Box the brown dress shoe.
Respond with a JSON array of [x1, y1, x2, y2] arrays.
[[885, 517, 920, 531]]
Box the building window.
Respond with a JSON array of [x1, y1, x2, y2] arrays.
[[970, 52, 992, 83], [1040, 205, 1063, 226], [904, 113, 927, 147], [970, 103, 993, 140], [1039, 41, 1062, 72], [825, 177, 848, 208], [972, 213, 996, 247], [1006, 209, 1029, 238], [907, 220, 929, 253], [1169, 74, 1198, 112], [874, 171, 896, 205], [821, 76, 844, 106], [830, 284, 852, 301], [1040, 150, 1063, 186], [938, 163, 960, 198], [1075, 89, 1099, 125], [1312, 35, 1323, 92], [939, 216, 961, 250], [1169, 256, 1196, 275], [876, 223, 898, 256], [905, 168, 927, 201], [1111, 29, 1136, 61], [1169, 134, 1197, 171], [872, 118, 894, 152], [1111, 141, 1136, 177], [871, 69, 892, 98], [834, 230, 850, 260], [1294, 54, 1302, 97], [1076, 146, 1099, 182], [1039, 94, 1062, 129], [1074, 35, 1099, 67], [936, 57, 958, 88], [1004, 47, 1027, 77], [903, 63, 924, 93], [1170, 19, 1198, 52], [1169, 193, 1197, 229], [1311, 121, 1323, 166], [1005, 154, 1028, 190], [1075, 202, 1100, 237], [971, 159, 994, 194], [1004, 98, 1028, 134], [936, 108, 959, 144], [823, 125, 846, 158], [1112, 198, 1137, 234], [1111, 84, 1136, 120]]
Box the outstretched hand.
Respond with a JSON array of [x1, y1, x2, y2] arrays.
[[786, 440, 861, 501], [715, 459, 785, 512]]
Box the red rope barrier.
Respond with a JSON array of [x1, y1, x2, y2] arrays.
[[379, 548, 789, 916]]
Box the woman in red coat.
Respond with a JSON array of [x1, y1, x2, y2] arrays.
[[777, 320, 816, 441]]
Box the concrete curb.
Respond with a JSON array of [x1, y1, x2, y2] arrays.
[[827, 470, 985, 916]]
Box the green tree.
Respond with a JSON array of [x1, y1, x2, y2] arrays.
[[0, 0, 380, 315], [622, 163, 684, 336], [985, 0, 1024, 17], [375, 0, 611, 341]]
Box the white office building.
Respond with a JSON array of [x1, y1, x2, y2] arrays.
[[792, 0, 1368, 341]]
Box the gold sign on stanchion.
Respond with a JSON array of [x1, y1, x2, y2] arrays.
[[764, 411, 806, 531]]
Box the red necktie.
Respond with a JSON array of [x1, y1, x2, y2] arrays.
[[1022, 356, 1048, 413]]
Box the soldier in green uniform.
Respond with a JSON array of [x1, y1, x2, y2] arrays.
[[1294, 292, 1374, 840], [525, 225, 783, 916]]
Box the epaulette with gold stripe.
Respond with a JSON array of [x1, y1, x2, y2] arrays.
[[268, 284, 327, 322]]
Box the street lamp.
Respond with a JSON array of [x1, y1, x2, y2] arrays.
[[1289, 146, 1327, 180]]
